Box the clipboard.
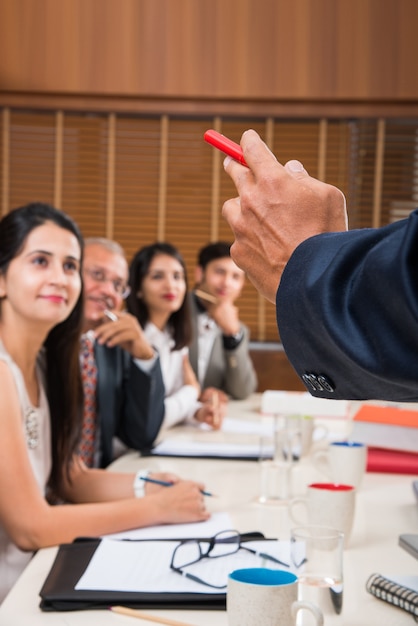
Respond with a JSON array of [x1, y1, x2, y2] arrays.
[[39, 532, 267, 611]]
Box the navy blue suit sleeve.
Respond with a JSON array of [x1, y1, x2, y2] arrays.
[[117, 355, 165, 452], [276, 209, 418, 401]]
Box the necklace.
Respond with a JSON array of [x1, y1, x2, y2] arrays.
[[25, 407, 39, 449]]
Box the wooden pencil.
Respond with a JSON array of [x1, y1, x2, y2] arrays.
[[194, 289, 217, 304], [109, 605, 197, 626]]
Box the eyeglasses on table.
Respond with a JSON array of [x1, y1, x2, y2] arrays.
[[170, 529, 289, 589]]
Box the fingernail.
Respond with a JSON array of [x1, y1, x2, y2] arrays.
[[287, 160, 305, 172], [223, 156, 232, 168]]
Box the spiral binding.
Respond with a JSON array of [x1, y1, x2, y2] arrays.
[[366, 573, 418, 622]]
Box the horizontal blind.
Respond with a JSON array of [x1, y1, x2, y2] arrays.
[[61, 113, 109, 236], [113, 116, 161, 258], [8, 111, 56, 209], [1, 107, 417, 341], [383, 120, 418, 224]]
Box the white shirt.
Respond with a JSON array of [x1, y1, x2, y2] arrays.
[[196, 311, 218, 385], [143, 322, 201, 429], [0, 341, 51, 603]]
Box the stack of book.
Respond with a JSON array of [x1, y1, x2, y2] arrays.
[[351, 403, 418, 474]]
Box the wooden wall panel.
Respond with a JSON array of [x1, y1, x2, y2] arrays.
[[0, 0, 417, 100], [250, 348, 306, 392]]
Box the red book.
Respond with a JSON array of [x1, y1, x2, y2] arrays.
[[367, 447, 418, 474]]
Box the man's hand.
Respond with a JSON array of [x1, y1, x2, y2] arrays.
[[206, 300, 241, 336], [222, 129, 348, 303], [94, 312, 155, 359]]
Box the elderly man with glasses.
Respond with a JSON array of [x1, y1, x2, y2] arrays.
[[79, 237, 165, 469]]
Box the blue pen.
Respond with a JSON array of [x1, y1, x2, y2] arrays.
[[140, 475, 214, 497]]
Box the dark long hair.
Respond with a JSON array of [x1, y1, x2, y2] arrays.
[[0, 202, 84, 497], [127, 242, 192, 350]]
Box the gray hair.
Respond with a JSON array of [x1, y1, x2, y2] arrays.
[[84, 237, 126, 259]]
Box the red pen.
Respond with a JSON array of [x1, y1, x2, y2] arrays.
[[204, 129, 248, 167]]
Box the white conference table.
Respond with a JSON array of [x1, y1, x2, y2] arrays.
[[0, 394, 417, 625]]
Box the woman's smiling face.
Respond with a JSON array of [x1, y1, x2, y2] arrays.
[[139, 253, 187, 319], [0, 221, 81, 328]]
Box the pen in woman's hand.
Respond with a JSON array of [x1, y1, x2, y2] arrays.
[[140, 475, 215, 497]]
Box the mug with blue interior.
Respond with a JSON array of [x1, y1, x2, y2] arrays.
[[227, 567, 323, 626]]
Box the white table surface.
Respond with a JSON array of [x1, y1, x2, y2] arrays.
[[1, 394, 417, 625]]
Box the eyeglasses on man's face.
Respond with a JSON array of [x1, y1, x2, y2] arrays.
[[84, 266, 131, 299], [170, 530, 289, 589]]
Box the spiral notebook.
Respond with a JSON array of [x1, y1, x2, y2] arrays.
[[366, 573, 418, 621]]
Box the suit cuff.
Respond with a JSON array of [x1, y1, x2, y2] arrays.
[[223, 328, 244, 350]]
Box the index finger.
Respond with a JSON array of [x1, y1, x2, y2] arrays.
[[223, 129, 281, 188]]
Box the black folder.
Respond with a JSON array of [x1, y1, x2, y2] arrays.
[[39, 532, 266, 611]]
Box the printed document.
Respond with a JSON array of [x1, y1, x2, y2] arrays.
[[75, 538, 291, 593]]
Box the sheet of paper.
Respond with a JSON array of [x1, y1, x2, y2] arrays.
[[75, 538, 291, 593], [105, 511, 232, 541], [152, 438, 262, 458]]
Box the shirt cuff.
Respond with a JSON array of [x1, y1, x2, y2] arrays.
[[134, 349, 158, 372], [133, 468, 150, 498]]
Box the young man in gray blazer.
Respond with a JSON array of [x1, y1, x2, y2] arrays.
[[79, 238, 165, 468], [189, 242, 257, 408]]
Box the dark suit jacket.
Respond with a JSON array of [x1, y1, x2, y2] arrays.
[[276, 209, 418, 401], [94, 343, 165, 467], [188, 294, 257, 400]]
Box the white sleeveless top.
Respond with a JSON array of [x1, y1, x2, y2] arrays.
[[0, 341, 52, 602]]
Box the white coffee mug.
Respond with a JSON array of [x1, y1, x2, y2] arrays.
[[289, 482, 356, 545], [227, 568, 323, 626], [313, 441, 367, 488]]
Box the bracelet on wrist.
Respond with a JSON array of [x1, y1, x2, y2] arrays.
[[133, 468, 150, 498]]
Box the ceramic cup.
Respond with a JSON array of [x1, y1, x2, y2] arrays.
[[227, 568, 323, 626], [312, 441, 367, 489], [289, 482, 356, 546]]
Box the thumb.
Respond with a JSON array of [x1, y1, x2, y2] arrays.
[[284, 159, 309, 179]]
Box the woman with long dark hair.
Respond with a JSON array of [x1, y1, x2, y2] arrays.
[[0, 205, 208, 601], [127, 242, 221, 429]]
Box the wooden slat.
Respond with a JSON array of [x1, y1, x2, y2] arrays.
[[210, 116, 222, 242], [372, 119, 386, 228], [53, 111, 63, 208], [106, 113, 116, 238], [317, 118, 327, 182], [1, 108, 10, 216], [158, 115, 169, 241]]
